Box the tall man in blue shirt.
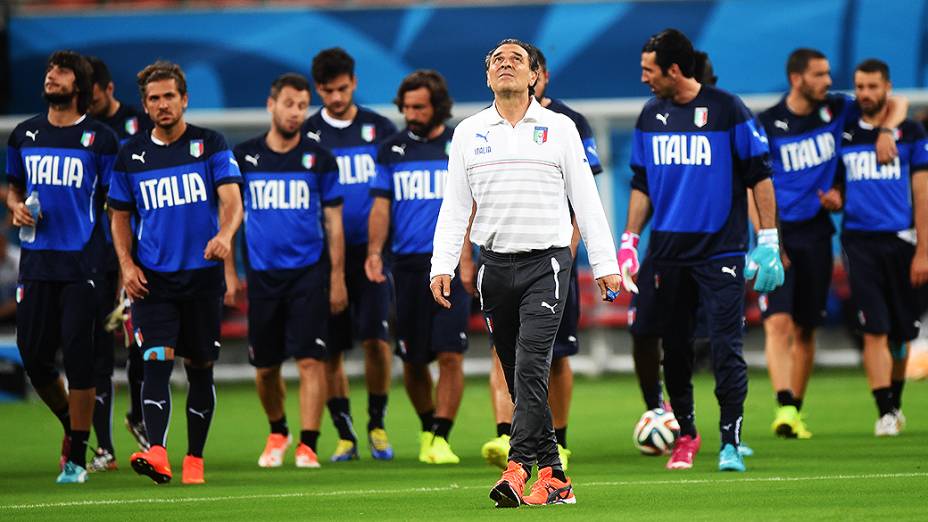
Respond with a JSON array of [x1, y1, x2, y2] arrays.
[[109, 61, 243, 485], [6, 50, 118, 484]]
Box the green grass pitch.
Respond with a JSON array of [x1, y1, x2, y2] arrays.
[[0, 369, 925, 520]]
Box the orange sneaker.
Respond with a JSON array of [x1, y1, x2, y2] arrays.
[[522, 467, 576, 506], [130, 445, 172, 484], [295, 443, 321, 469], [490, 461, 528, 508], [258, 433, 292, 468], [182, 455, 205, 484]]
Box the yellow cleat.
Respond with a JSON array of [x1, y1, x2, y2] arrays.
[[557, 444, 572, 472], [330, 439, 359, 462], [481, 434, 510, 470], [418, 431, 432, 463], [772, 405, 812, 439], [422, 435, 460, 464]]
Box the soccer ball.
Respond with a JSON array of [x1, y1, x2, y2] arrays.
[[633, 408, 680, 456]]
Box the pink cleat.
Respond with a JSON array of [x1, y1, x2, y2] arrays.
[[666, 434, 701, 470]]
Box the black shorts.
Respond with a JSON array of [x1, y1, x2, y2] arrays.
[[393, 256, 470, 365], [131, 296, 222, 362], [760, 225, 833, 328], [93, 270, 119, 379], [629, 256, 660, 337], [16, 279, 96, 389], [553, 259, 580, 359], [248, 263, 329, 367], [328, 244, 391, 354], [842, 233, 920, 342]]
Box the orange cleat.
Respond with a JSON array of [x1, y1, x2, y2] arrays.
[[294, 443, 321, 469], [490, 461, 528, 508], [258, 433, 292, 468], [522, 467, 576, 506], [182, 455, 205, 485], [130, 445, 172, 484]]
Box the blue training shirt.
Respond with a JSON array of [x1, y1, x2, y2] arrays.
[[630, 85, 773, 263], [233, 134, 342, 298], [547, 99, 603, 175], [107, 124, 242, 298], [301, 107, 397, 247], [839, 118, 928, 234], [5, 113, 118, 281], [371, 126, 453, 257]]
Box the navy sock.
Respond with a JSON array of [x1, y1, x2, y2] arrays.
[[270, 415, 289, 436], [300, 430, 320, 452], [126, 352, 145, 423], [142, 360, 174, 448], [873, 387, 894, 417], [677, 413, 698, 438], [431, 417, 453, 439], [496, 422, 511, 437], [327, 397, 356, 442], [794, 397, 804, 412], [54, 405, 72, 435], [185, 365, 216, 458], [554, 427, 567, 448], [643, 381, 664, 411], [891, 380, 905, 410], [549, 467, 567, 481], [367, 393, 387, 431], [69, 430, 90, 469], [418, 410, 435, 433], [92, 376, 115, 452], [776, 390, 796, 408]]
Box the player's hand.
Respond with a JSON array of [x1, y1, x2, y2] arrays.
[[817, 188, 843, 211], [203, 234, 232, 261], [596, 274, 622, 302], [121, 262, 149, 300], [10, 201, 37, 227], [224, 271, 242, 307], [430, 275, 452, 309], [459, 257, 477, 296], [364, 253, 386, 283], [329, 274, 348, 314], [875, 131, 898, 165], [618, 231, 640, 294], [745, 229, 785, 293], [911, 251, 928, 287]]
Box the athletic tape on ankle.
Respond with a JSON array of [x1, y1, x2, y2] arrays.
[[143, 346, 174, 361]]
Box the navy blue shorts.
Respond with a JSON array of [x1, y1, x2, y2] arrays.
[[628, 256, 660, 337], [93, 270, 119, 379], [553, 259, 580, 359], [393, 255, 470, 365], [842, 233, 920, 342], [760, 225, 833, 328], [131, 296, 222, 362], [328, 244, 391, 354], [248, 262, 329, 367], [16, 279, 97, 389]]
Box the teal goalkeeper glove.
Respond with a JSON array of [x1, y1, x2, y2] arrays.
[[744, 228, 785, 293]]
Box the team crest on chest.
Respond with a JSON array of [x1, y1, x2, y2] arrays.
[[361, 124, 376, 143], [533, 126, 548, 144], [302, 153, 315, 169], [190, 139, 204, 158], [125, 117, 139, 136], [694, 107, 708, 128], [819, 106, 832, 123], [80, 131, 95, 147]]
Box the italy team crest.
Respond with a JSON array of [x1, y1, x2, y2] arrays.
[[190, 139, 204, 158], [15, 285, 23, 304], [80, 131, 95, 147], [694, 107, 708, 128], [361, 124, 376, 143], [819, 106, 832, 123], [533, 126, 548, 144], [302, 153, 315, 169], [125, 117, 139, 136]]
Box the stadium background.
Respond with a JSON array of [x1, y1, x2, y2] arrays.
[[1, 0, 928, 383]]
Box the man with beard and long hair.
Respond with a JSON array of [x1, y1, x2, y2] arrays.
[[231, 73, 347, 469], [366, 70, 471, 465], [5, 50, 119, 483]]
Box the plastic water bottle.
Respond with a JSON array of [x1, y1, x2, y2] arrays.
[[19, 191, 41, 243]]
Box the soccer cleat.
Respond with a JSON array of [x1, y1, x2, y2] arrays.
[[718, 444, 746, 472], [666, 434, 701, 470], [88, 447, 118, 472], [894, 409, 907, 432], [771, 405, 812, 439], [56, 461, 88, 484], [557, 444, 572, 472], [422, 435, 460, 464], [737, 442, 754, 457], [875, 413, 900, 437], [368, 428, 394, 460], [418, 431, 432, 463], [59, 435, 70, 471], [182, 455, 205, 485], [258, 433, 291, 468], [490, 460, 528, 508], [522, 467, 576, 506], [125, 415, 151, 451], [481, 434, 511, 470], [130, 445, 172, 484], [295, 443, 321, 468], [330, 439, 359, 462]]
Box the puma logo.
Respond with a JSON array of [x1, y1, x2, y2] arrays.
[[95, 395, 106, 405], [25, 129, 39, 141], [475, 131, 490, 142], [722, 423, 733, 431], [144, 399, 167, 410], [843, 131, 854, 142], [541, 301, 558, 314], [722, 266, 737, 278], [305, 130, 321, 142], [774, 120, 789, 132], [655, 113, 669, 125], [187, 407, 210, 419], [131, 151, 146, 163], [391, 144, 406, 156], [244, 154, 259, 166]]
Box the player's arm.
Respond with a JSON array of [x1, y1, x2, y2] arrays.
[[458, 200, 478, 295], [366, 196, 390, 283], [751, 178, 777, 229], [911, 169, 928, 286], [324, 203, 348, 314], [204, 183, 243, 261], [6, 183, 35, 227], [875, 95, 910, 164], [111, 209, 147, 299]]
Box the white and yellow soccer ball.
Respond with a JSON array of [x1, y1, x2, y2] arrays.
[[633, 408, 680, 456]]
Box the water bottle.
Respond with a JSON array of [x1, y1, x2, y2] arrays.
[[19, 191, 41, 244]]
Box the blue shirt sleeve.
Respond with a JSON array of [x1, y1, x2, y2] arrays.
[[208, 134, 243, 187], [731, 97, 773, 187], [107, 152, 135, 211], [629, 126, 648, 194], [318, 149, 342, 206], [910, 121, 928, 172], [370, 142, 393, 198], [96, 128, 119, 190], [572, 112, 603, 174], [5, 130, 25, 187]]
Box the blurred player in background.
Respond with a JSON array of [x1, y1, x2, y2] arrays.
[[302, 48, 398, 462], [232, 73, 346, 469]]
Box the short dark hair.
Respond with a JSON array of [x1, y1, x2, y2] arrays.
[[855, 58, 890, 81], [393, 69, 453, 123], [137, 60, 187, 99], [311, 48, 355, 85], [86, 56, 112, 89], [642, 29, 695, 77], [694, 50, 717, 86], [46, 50, 93, 114], [484, 38, 541, 95], [270, 72, 311, 99], [786, 48, 827, 78]]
